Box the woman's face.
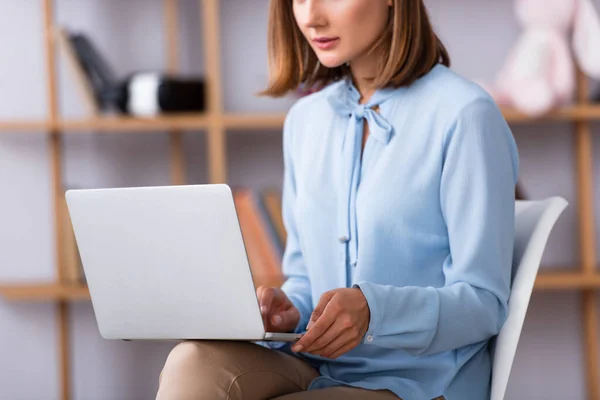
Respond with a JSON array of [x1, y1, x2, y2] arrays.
[[293, 0, 391, 70]]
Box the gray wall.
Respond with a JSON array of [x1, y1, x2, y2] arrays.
[[0, 0, 598, 399]]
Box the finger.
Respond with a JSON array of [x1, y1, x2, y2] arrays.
[[316, 329, 356, 358], [270, 307, 300, 331], [304, 319, 349, 353], [293, 299, 338, 351], [259, 287, 279, 315], [256, 286, 265, 312], [256, 286, 269, 326], [303, 311, 353, 353], [327, 339, 361, 360], [256, 286, 265, 309], [307, 290, 337, 329]]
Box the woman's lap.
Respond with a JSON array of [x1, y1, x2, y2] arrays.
[[156, 340, 319, 400], [156, 340, 409, 400]]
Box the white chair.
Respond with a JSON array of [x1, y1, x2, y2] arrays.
[[491, 197, 569, 400]]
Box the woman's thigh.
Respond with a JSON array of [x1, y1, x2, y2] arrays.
[[270, 386, 401, 400], [156, 340, 319, 400]]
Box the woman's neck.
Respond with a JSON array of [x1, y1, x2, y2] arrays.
[[352, 78, 375, 105], [349, 54, 382, 104]]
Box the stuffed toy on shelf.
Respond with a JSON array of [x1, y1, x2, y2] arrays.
[[481, 0, 600, 117]]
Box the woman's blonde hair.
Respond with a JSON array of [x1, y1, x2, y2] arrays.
[[261, 0, 450, 97]]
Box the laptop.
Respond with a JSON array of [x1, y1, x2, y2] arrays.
[[65, 183, 302, 343]]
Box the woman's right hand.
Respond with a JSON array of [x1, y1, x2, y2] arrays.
[[256, 286, 300, 333]]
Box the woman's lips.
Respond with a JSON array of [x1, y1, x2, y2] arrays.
[[313, 37, 340, 50]]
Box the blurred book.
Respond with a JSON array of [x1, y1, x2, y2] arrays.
[[56, 27, 101, 116], [66, 29, 120, 112], [260, 189, 286, 251], [233, 188, 284, 289]]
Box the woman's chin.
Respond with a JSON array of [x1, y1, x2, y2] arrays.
[[315, 54, 347, 69]]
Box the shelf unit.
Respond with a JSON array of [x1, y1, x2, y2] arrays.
[[0, 1, 598, 399]]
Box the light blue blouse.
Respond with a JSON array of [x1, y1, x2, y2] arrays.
[[270, 64, 519, 400]]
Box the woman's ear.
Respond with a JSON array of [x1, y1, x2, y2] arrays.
[[572, 0, 600, 79]]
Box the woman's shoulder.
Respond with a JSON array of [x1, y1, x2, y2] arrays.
[[286, 80, 345, 122], [282, 81, 344, 149], [411, 64, 500, 120]]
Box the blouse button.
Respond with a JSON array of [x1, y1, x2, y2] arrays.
[[366, 335, 374, 343], [338, 235, 349, 243]]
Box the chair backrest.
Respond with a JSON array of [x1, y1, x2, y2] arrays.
[[490, 197, 568, 400]]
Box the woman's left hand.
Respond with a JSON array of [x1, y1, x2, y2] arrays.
[[291, 288, 370, 359]]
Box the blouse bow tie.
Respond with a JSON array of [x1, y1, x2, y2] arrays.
[[327, 80, 396, 268]]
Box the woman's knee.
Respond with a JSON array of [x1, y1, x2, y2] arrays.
[[161, 340, 238, 376], [157, 340, 239, 399]]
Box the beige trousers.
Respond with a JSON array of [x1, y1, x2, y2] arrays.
[[155, 340, 404, 400]]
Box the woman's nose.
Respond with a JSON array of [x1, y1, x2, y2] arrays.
[[302, 0, 327, 29]]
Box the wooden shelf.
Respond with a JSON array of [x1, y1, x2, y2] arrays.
[[0, 119, 51, 132], [0, 283, 90, 301], [2, 104, 600, 134], [223, 113, 286, 129], [0, 114, 211, 133], [500, 105, 600, 123], [535, 270, 600, 290], [0, 113, 286, 133], [59, 114, 210, 132]]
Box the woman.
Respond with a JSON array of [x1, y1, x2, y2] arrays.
[[156, 0, 519, 399]]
